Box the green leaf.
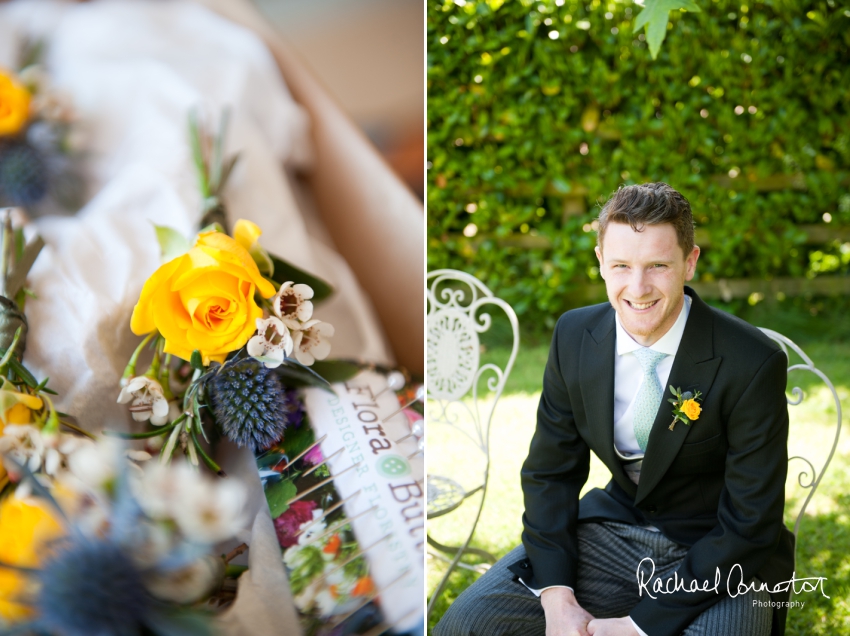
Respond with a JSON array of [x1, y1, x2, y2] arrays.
[[187, 111, 210, 199], [257, 453, 287, 469], [225, 564, 248, 578], [198, 222, 226, 235], [190, 350, 204, 371], [209, 109, 229, 194], [310, 360, 362, 383], [192, 394, 203, 427], [268, 254, 334, 302], [277, 424, 317, 461], [6, 235, 45, 299], [248, 244, 275, 278], [191, 429, 222, 475], [252, 354, 283, 366], [14, 227, 24, 261], [104, 423, 178, 439], [9, 358, 38, 389], [274, 360, 333, 391], [266, 478, 297, 518], [153, 224, 190, 263], [0, 326, 24, 370], [219, 154, 240, 191], [633, 0, 700, 59]]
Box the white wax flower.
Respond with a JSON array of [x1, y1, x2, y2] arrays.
[[117, 376, 169, 425], [291, 320, 334, 366], [0, 424, 46, 475], [272, 282, 315, 327], [247, 316, 293, 369], [169, 462, 246, 544]]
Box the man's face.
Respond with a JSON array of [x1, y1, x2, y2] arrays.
[[595, 222, 699, 346]]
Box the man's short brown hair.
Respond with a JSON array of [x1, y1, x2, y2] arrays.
[[596, 183, 695, 256]]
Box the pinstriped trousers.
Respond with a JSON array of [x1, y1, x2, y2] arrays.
[[434, 522, 773, 636]]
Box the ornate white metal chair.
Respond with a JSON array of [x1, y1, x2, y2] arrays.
[[758, 328, 843, 575], [426, 269, 519, 620]]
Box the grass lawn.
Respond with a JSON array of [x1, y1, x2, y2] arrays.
[[427, 303, 850, 634]]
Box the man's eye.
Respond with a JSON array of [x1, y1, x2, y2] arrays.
[[652, 264, 666, 269]]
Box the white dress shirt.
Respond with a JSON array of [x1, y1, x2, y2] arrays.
[[522, 296, 693, 636], [613, 294, 692, 457]]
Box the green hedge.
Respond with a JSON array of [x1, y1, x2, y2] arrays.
[[427, 0, 850, 326]]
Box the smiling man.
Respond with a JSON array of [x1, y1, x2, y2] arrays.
[[435, 183, 794, 636]]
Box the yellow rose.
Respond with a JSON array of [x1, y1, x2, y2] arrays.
[[0, 496, 63, 621], [0, 70, 31, 137], [131, 229, 276, 365], [681, 398, 701, 421]]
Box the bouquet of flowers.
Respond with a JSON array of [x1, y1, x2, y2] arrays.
[[0, 212, 68, 496], [0, 42, 84, 214], [0, 211, 247, 632], [115, 112, 346, 472], [0, 440, 247, 634]]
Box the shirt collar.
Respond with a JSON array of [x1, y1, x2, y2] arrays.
[[615, 294, 692, 357]]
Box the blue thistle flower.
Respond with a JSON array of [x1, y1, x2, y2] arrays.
[[208, 358, 289, 451], [0, 142, 49, 207], [36, 537, 151, 636]]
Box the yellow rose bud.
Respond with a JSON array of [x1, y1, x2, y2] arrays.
[[0, 70, 31, 137], [131, 229, 276, 365], [233, 218, 262, 251], [233, 218, 274, 276], [681, 399, 701, 421], [4, 402, 34, 425], [0, 496, 63, 621]]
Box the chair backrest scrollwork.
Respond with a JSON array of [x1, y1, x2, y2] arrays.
[[758, 328, 843, 550], [427, 269, 519, 465]]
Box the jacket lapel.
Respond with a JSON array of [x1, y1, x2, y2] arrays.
[[579, 307, 637, 497], [634, 288, 722, 505]]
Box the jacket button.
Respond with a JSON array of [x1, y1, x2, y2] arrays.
[[647, 505, 658, 514], [521, 563, 529, 569]]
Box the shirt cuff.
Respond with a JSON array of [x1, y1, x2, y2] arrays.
[[517, 580, 574, 598], [630, 616, 649, 636]]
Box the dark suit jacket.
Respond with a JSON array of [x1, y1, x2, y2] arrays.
[[508, 288, 794, 636]]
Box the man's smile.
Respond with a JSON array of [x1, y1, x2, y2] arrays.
[[624, 299, 660, 312]]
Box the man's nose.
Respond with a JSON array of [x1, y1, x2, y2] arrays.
[[627, 269, 652, 299]]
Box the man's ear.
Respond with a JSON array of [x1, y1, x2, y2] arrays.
[[684, 245, 700, 281], [595, 245, 605, 279]]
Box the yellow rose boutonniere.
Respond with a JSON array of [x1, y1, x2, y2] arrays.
[[668, 386, 703, 431], [0, 69, 31, 137], [130, 228, 276, 365], [681, 398, 701, 421]]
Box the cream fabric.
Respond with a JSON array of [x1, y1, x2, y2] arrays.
[[0, 2, 393, 634]]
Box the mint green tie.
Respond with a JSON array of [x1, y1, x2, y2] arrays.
[[632, 348, 667, 452]]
